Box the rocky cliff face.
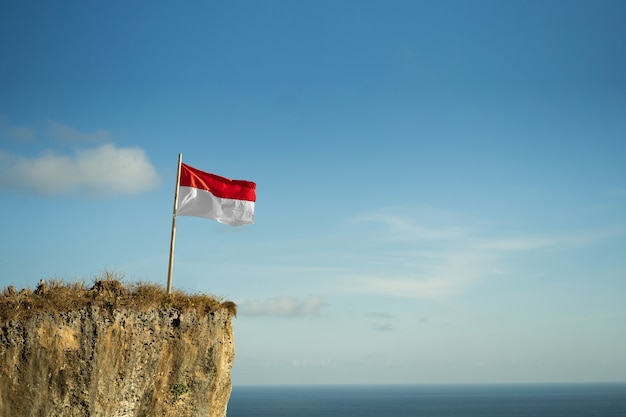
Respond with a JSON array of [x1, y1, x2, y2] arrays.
[[0, 305, 235, 417]]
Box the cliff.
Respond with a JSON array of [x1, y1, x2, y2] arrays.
[[0, 279, 236, 417]]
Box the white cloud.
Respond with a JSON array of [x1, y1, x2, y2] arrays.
[[0, 143, 160, 196], [238, 295, 324, 317]]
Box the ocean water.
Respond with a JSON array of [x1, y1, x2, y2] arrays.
[[227, 383, 626, 417]]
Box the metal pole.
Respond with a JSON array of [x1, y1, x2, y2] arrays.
[[167, 153, 183, 294]]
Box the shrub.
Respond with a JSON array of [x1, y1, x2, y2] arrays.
[[171, 383, 191, 403]]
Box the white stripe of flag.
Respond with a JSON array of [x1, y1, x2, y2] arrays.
[[176, 163, 256, 226]]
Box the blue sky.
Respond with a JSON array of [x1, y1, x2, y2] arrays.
[[1, 0, 625, 385]]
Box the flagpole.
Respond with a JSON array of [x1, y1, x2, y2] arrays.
[[167, 153, 183, 295]]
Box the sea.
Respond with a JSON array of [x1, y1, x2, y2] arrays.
[[227, 383, 626, 417]]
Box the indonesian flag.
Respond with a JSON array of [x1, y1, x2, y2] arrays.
[[177, 163, 256, 226]]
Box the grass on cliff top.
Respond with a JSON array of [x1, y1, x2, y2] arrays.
[[0, 271, 237, 324]]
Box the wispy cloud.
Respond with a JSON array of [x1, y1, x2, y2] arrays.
[[45, 120, 110, 144], [0, 143, 159, 196], [1, 118, 109, 145], [344, 270, 481, 301], [352, 211, 468, 241], [474, 237, 557, 251], [612, 188, 626, 197], [0, 118, 37, 142], [291, 358, 332, 368], [365, 311, 397, 332], [238, 295, 324, 317], [371, 323, 395, 332], [365, 312, 394, 320], [8, 126, 36, 142], [336, 208, 625, 301]]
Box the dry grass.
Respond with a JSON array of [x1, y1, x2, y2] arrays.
[[0, 271, 236, 324]]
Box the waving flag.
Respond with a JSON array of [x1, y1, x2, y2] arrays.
[[166, 155, 257, 294], [177, 163, 256, 226]]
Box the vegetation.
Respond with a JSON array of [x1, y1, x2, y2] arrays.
[[0, 270, 237, 324], [171, 383, 191, 403]]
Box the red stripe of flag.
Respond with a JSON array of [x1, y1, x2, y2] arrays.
[[180, 163, 256, 202]]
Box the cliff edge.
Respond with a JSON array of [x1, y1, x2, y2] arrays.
[[0, 279, 236, 417]]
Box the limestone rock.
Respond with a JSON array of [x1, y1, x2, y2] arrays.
[[0, 306, 234, 417]]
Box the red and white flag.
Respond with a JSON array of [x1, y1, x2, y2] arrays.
[[177, 163, 256, 226]]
